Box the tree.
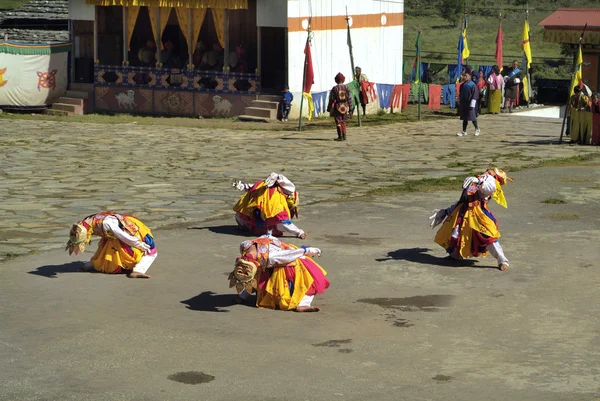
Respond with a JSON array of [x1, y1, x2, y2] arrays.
[[440, 0, 463, 26]]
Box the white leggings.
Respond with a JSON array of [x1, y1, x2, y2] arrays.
[[486, 241, 509, 266], [133, 253, 157, 274]]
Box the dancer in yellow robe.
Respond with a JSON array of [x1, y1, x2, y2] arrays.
[[65, 211, 157, 278], [229, 235, 329, 312], [233, 172, 305, 239], [429, 168, 513, 271]]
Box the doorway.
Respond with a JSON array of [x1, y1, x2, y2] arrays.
[[259, 27, 287, 94]]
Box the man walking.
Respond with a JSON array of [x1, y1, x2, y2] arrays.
[[457, 70, 480, 137]]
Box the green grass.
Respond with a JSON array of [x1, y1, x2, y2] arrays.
[[368, 176, 462, 195], [0, 105, 456, 132], [560, 177, 594, 183], [541, 198, 567, 204], [0, 0, 28, 10], [535, 154, 600, 167], [1, 252, 22, 259], [403, 0, 600, 82], [541, 213, 579, 221], [507, 153, 600, 171], [446, 161, 470, 168], [590, 184, 600, 190]]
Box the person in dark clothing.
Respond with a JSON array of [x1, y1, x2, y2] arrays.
[[457, 70, 480, 137], [280, 86, 293, 121], [502, 60, 523, 112], [327, 73, 353, 141]]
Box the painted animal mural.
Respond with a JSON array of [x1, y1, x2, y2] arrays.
[[212, 95, 233, 116], [115, 89, 137, 109]]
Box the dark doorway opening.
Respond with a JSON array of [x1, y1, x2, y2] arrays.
[[260, 27, 286, 94]]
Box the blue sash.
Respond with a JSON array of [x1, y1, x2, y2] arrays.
[[509, 68, 521, 78]]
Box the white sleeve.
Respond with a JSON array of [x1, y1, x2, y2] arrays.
[[102, 216, 143, 248], [276, 174, 296, 195], [277, 222, 304, 238], [477, 174, 497, 197], [469, 99, 477, 108], [268, 247, 306, 267]]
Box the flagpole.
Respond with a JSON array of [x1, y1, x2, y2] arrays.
[[559, 24, 587, 144], [463, 5, 468, 66], [298, 21, 311, 132], [417, 29, 422, 121], [498, 13, 503, 72], [345, 7, 361, 127], [525, 3, 532, 109]]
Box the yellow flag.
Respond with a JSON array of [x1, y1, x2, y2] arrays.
[[521, 20, 532, 68], [303, 92, 314, 121], [461, 29, 470, 60], [569, 45, 583, 96], [521, 20, 532, 102]]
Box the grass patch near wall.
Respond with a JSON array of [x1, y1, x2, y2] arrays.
[[541, 213, 579, 221], [368, 176, 462, 195], [541, 198, 567, 204]]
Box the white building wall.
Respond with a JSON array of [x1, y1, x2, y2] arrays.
[[68, 0, 95, 21], [257, 0, 287, 27], [286, 0, 403, 118]]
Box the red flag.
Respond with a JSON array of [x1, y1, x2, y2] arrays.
[[495, 24, 503, 71], [303, 40, 314, 93]]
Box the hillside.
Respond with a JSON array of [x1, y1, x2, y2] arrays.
[[403, 0, 599, 81]]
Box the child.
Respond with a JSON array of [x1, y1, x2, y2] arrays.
[[280, 86, 293, 122]]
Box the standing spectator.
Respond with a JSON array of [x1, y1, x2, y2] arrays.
[[280, 86, 293, 122], [591, 92, 600, 114], [327, 73, 353, 141], [457, 70, 480, 137], [502, 60, 523, 113], [487, 65, 504, 114], [137, 40, 156, 66], [476, 69, 488, 114], [354, 66, 369, 116]]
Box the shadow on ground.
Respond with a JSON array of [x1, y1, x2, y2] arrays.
[[181, 291, 254, 313], [280, 137, 335, 141], [188, 225, 250, 237], [28, 261, 90, 278], [375, 247, 485, 268]]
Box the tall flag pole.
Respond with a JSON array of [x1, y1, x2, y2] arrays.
[[345, 7, 361, 127], [496, 13, 503, 72], [415, 29, 422, 121], [560, 23, 587, 144], [521, 4, 533, 106], [455, 24, 465, 83], [298, 18, 313, 132]]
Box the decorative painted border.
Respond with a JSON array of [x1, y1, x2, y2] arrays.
[[94, 64, 259, 94]]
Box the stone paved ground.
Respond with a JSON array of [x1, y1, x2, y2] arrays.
[[0, 114, 597, 259]]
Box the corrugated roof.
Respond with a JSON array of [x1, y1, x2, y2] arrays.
[[0, 0, 68, 44], [538, 8, 600, 28]]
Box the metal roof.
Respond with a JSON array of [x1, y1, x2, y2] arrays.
[[537, 8, 600, 29]]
